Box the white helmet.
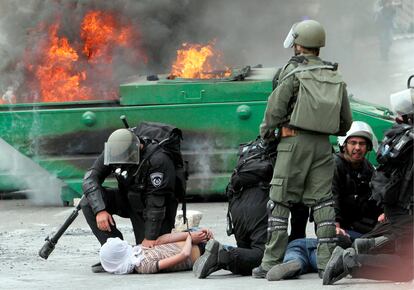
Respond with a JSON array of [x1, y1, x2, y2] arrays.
[[389, 87, 414, 116], [337, 121, 378, 152]]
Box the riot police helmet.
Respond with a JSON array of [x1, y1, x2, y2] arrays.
[[104, 129, 140, 165], [284, 19, 326, 49], [389, 87, 414, 117], [337, 121, 378, 152]]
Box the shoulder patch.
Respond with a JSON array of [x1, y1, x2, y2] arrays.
[[150, 172, 164, 187]]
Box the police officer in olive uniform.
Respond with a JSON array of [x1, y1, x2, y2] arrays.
[[81, 128, 178, 271], [252, 19, 353, 279]]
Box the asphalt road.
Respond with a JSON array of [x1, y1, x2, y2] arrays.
[[0, 199, 413, 290]]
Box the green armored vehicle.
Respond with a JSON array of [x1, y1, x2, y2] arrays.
[[0, 67, 394, 204]]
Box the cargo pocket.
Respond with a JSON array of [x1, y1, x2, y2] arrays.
[[270, 177, 285, 201], [273, 142, 294, 177]]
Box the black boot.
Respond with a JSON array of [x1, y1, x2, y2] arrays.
[[323, 246, 359, 285], [266, 260, 302, 281], [252, 265, 268, 278]]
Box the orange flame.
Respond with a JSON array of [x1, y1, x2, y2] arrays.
[[22, 10, 146, 103], [35, 23, 92, 102], [170, 41, 231, 79], [81, 11, 132, 63]]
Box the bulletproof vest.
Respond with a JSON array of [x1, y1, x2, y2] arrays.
[[131, 121, 188, 221], [371, 123, 414, 209]]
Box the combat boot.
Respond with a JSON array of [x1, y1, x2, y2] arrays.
[[323, 246, 359, 285], [252, 265, 268, 278], [193, 239, 222, 278], [266, 260, 302, 281]]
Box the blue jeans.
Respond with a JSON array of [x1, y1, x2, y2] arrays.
[[346, 229, 363, 241], [283, 238, 318, 275]]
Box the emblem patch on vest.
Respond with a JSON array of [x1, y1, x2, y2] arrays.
[[150, 172, 164, 187]]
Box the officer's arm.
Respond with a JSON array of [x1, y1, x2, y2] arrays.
[[337, 86, 353, 136], [259, 65, 296, 140], [82, 152, 112, 214], [144, 153, 176, 240]]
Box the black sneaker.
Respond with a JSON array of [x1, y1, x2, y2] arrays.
[[252, 265, 268, 278], [91, 262, 105, 273], [193, 240, 220, 278], [266, 260, 302, 281]]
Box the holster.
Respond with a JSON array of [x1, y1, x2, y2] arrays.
[[281, 126, 297, 138], [144, 208, 166, 240]]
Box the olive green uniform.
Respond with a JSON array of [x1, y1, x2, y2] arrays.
[[259, 55, 352, 271]]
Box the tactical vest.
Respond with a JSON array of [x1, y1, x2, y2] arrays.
[[371, 123, 413, 209], [131, 122, 188, 219]]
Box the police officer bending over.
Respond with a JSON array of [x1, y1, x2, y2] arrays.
[[253, 19, 352, 279], [81, 126, 178, 272]]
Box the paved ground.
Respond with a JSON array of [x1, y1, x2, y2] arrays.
[[0, 199, 413, 290]]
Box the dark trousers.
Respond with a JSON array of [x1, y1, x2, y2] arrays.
[[353, 210, 413, 282], [289, 203, 310, 242], [227, 186, 268, 275], [81, 188, 176, 246]]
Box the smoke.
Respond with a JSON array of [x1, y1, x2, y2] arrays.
[[0, 0, 413, 203], [1, 0, 412, 104], [0, 138, 62, 205]]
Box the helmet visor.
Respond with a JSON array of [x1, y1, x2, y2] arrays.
[[104, 140, 140, 165], [389, 88, 414, 116], [283, 23, 298, 48]]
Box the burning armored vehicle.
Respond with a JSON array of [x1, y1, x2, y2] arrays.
[[0, 9, 394, 204]]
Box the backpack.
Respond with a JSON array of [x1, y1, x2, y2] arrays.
[[226, 137, 277, 197], [280, 63, 345, 134], [133, 121, 189, 222], [225, 137, 277, 236]]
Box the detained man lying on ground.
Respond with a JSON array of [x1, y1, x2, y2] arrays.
[[265, 234, 352, 281], [99, 228, 213, 274]]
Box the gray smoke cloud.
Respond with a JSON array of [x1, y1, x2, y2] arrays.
[[1, 0, 413, 204], [1, 0, 412, 104]]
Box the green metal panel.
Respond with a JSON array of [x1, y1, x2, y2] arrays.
[[0, 69, 395, 203], [120, 77, 271, 105]]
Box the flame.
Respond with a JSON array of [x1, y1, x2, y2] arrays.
[[35, 23, 92, 102], [170, 41, 231, 79], [21, 10, 146, 103], [81, 11, 132, 63]]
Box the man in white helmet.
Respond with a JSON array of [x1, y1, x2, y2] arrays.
[[253, 19, 352, 279], [323, 77, 414, 285], [333, 121, 382, 240]]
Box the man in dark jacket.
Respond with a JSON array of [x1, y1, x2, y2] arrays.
[[333, 121, 382, 240], [81, 127, 178, 271]]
